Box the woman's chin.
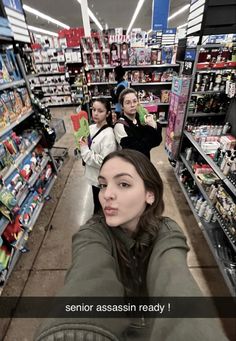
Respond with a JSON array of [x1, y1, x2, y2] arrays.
[[105, 216, 120, 227]]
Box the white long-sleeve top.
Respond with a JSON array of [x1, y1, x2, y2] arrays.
[[80, 124, 117, 186]]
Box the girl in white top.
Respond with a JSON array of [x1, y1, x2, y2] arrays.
[[79, 98, 117, 213]]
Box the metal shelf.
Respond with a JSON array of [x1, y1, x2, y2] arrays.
[[23, 202, 44, 231], [28, 156, 50, 188], [35, 61, 64, 64], [0, 109, 34, 138], [183, 131, 225, 180], [0, 135, 42, 182], [88, 82, 116, 86], [123, 64, 179, 68], [174, 171, 236, 296], [45, 102, 76, 107], [180, 154, 236, 251], [197, 67, 236, 72], [140, 101, 169, 106], [31, 83, 69, 88], [88, 66, 113, 70], [87, 64, 179, 71], [0, 79, 25, 91], [0, 218, 9, 236], [43, 93, 71, 97], [43, 175, 57, 199], [187, 111, 226, 117], [184, 131, 236, 197], [92, 96, 112, 99], [36, 72, 65, 76], [141, 102, 169, 106], [131, 82, 172, 86], [4, 231, 28, 284], [192, 90, 224, 95]]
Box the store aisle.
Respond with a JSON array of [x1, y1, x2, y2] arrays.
[[0, 108, 234, 341]]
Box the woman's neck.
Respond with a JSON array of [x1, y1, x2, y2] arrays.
[[124, 113, 136, 122], [96, 121, 107, 128]]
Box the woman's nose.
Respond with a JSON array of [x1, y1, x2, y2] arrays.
[[103, 185, 115, 200]]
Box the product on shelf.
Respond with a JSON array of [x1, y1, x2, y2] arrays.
[[165, 77, 190, 159]]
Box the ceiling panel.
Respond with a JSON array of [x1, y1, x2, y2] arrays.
[[21, 0, 190, 34]]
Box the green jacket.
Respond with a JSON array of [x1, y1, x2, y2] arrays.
[[35, 217, 228, 341]]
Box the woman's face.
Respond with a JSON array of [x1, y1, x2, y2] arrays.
[[122, 93, 138, 117], [92, 101, 108, 126], [98, 157, 154, 234]]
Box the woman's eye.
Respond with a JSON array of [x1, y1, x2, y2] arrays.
[[98, 183, 107, 189], [119, 182, 130, 188]]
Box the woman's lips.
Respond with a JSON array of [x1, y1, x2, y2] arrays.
[[104, 207, 118, 216]]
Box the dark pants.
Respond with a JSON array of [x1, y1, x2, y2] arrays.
[[92, 186, 102, 214]]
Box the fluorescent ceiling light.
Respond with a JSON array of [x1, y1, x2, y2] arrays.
[[23, 5, 70, 29], [127, 0, 145, 35], [28, 25, 58, 37], [177, 23, 188, 29], [76, 0, 103, 31], [168, 4, 190, 21]]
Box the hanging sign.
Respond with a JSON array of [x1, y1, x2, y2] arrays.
[[3, 0, 31, 43], [152, 0, 170, 31]]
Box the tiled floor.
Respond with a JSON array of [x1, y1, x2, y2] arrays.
[[0, 107, 235, 340]]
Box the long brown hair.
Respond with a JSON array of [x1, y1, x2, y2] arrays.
[[100, 150, 164, 295]]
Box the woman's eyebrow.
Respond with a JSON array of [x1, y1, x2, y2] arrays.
[[98, 173, 133, 181]]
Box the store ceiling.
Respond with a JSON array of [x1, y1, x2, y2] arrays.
[[22, 0, 190, 34]]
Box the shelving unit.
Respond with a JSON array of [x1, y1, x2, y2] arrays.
[[175, 43, 236, 296], [86, 62, 179, 124], [174, 171, 236, 296], [0, 39, 62, 293]]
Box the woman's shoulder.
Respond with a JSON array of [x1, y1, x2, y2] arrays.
[[78, 216, 112, 240], [159, 217, 184, 234]]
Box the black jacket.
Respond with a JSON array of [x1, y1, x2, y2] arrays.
[[114, 113, 162, 159]]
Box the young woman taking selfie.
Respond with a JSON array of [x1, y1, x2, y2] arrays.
[[35, 150, 228, 341]]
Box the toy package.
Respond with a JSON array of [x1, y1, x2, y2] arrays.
[[151, 49, 162, 65], [0, 143, 14, 172], [110, 43, 120, 66], [18, 190, 41, 228], [81, 37, 93, 53], [100, 36, 110, 51], [161, 90, 170, 103], [91, 36, 101, 52], [129, 48, 137, 65], [71, 111, 90, 151], [131, 70, 140, 83], [93, 52, 103, 67], [120, 42, 129, 65], [130, 31, 147, 48], [102, 52, 110, 67], [1, 92, 16, 122], [0, 55, 11, 84], [136, 48, 146, 65], [162, 46, 173, 64], [148, 31, 162, 48]]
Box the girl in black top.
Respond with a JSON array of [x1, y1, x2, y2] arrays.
[[114, 88, 162, 159]]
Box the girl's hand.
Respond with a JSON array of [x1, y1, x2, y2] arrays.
[[144, 114, 157, 129], [79, 137, 88, 147]]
